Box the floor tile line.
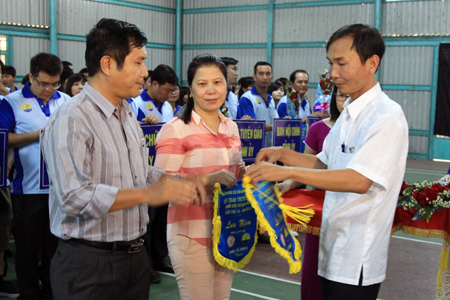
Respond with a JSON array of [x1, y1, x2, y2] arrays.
[[237, 270, 301, 285]]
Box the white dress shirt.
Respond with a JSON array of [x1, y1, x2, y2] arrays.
[[317, 83, 409, 286]]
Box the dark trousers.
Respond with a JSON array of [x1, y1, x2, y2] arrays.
[[11, 194, 59, 300], [143, 205, 168, 266], [320, 270, 381, 300], [51, 239, 151, 300]]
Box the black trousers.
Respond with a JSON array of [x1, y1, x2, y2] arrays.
[[51, 239, 151, 300], [320, 270, 381, 300], [11, 194, 59, 300], [143, 205, 168, 266]]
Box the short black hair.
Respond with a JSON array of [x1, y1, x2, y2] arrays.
[[151, 65, 178, 86], [62, 61, 72, 68], [267, 81, 284, 95], [327, 24, 385, 69], [22, 75, 30, 85], [4, 65, 16, 77], [178, 53, 227, 124], [30, 53, 63, 77], [237, 76, 255, 99], [275, 77, 288, 87], [65, 73, 87, 97], [289, 70, 309, 83], [58, 67, 74, 91], [144, 70, 153, 82], [220, 57, 238, 67], [85, 18, 147, 77], [253, 61, 272, 75], [79, 67, 88, 74]]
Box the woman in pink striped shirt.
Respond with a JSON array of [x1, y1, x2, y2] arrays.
[[155, 54, 245, 300]]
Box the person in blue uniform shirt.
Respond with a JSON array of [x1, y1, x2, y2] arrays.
[[220, 57, 239, 119], [2, 65, 19, 93], [237, 61, 279, 147], [277, 69, 325, 123], [0, 52, 71, 300], [131, 64, 178, 124]]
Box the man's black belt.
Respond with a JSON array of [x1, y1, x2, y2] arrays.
[[66, 237, 144, 253]]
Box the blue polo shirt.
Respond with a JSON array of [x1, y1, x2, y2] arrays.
[[130, 89, 173, 122], [277, 95, 312, 119], [0, 83, 71, 194], [237, 86, 278, 147]]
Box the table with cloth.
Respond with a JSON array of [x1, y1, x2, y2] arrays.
[[283, 189, 450, 300]]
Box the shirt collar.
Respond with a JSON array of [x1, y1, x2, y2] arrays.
[[345, 83, 382, 121], [191, 110, 228, 126], [83, 83, 131, 118], [250, 86, 273, 103], [140, 89, 153, 101], [22, 82, 62, 100]]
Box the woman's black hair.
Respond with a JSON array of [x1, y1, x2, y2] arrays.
[[177, 53, 227, 124], [65, 73, 87, 97], [177, 86, 190, 107], [329, 86, 342, 122], [237, 76, 255, 99], [267, 81, 284, 95]]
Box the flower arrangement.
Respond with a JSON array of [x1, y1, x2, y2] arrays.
[[398, 179, 450, 222], [318, 69, 333, 95], [285, 82, 300, 114], [220, 104, 229, 117]]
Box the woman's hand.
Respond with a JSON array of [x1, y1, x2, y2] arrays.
[[201, 169, 237, 190]]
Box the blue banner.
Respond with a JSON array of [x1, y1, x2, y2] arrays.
[[234, 120, 265, 162], [0, 129, 8, 189], [307, 116, 321, 129], [213, 180, 257, 271], [244, 180, 302, 274], [272, 119, 304, 153], [141, 124, 163, 166], [39, 130, 49, 190]]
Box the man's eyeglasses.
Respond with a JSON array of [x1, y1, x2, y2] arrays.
[[33, 75, 61, 90]]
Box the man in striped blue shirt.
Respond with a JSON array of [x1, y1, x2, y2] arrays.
[[41, 19, 205, 300]]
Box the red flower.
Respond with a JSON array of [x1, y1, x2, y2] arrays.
[[289, 92, 298, 100], [325, 78, 330, 83], [445, 186, 450, 191], [321, 74, 326, 78], [319, 80, 325, 85], [424, 187, 438, 201], [432, 183, 444, 193], [399, 181, 412, 195], [401, 181, 412, 190]]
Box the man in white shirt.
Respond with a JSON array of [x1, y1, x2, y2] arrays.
[[246, 24, 408, 300], [277, 70, 324, 123], [220, 57, 239, 119]]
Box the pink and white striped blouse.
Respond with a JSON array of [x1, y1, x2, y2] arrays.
[[155, 111, 245, 247]]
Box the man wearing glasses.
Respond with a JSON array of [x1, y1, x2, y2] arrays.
[[0, 52, 71, 299], [131, 64, 178, 124]]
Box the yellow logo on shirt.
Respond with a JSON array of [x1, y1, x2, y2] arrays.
[[146, 104, 154, 111], [22, 103, 32, 112], [255, 98, 261, 104]]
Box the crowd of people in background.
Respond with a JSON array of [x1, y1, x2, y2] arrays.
[[0, 47, 326, 299], [0, 18, 407, 300]]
